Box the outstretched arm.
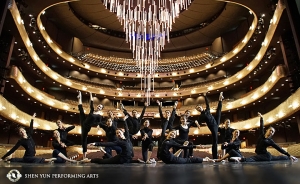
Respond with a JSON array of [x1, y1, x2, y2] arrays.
[[65, 125, 75, 132], [29, 113, 36, 135], [139, 102, 148, 120], [258, 112, 264, 136], [1, 141, 21, 160], [157, 100, 164, 119]]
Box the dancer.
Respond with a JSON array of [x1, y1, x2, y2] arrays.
[[52, 130, 77, 163], [0, 113, 56, 163], [173, 115, 201, 158], [77, 91, 103, 159], [82, 116, 140, 164], [98, 112, 122, 157], [196, 92, 224, 159], [232, 113, 297, 162], [156, 100, 178, 159], [160, 130, 214, 164], [140, 119, 155, 163], [120, 102, 147, 135], [56, 120, 75, 146], [215, 129, 242, 162], [218, 119, 235, 156]]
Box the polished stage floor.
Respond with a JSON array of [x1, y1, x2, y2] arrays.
[[0, 161, 299, 184]]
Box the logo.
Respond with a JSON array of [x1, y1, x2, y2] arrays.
[[6, 169, 22, 182]]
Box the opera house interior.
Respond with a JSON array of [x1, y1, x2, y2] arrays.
[[0, 0, 300, 176]]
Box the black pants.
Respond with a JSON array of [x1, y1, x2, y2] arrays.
[[10, 156, 45, 163], [127, 120, 141, 135], [207, 101, 222, 159], [104, 146, 122, 158], [173, 139, 194, 158], [163, 154, 203, 164], [245, 152, 289, 162], [142, 142, 154, 161], [78, 104, 92, 153], [52, 149, 66, 163]]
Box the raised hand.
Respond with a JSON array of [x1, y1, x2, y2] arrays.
[[258, 112, 262, 118], [32, 113, 36, 118], [123, 115, 129, 121], [156, 100, 160, 105]]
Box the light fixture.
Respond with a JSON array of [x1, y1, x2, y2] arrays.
[[103, 0, 191, 104]]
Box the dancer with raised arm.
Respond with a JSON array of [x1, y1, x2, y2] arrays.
[[160, 129, 214, 164], [81, 116, 140, 164], [0, 113, 56, 163], [52, 130, 77, 163], [232, 113, 297, 162], [98, 111, 122, 158], [140, 119, 155, 163], [218, 119, 235, 157], [215, 129, 243, 162], [196, 92, 224, 159], [156, 100, 178, 159], [77, 91, 103, 159], [120, 102, 147, 135], [173, 115, 201, 158], [56, 120, 75, 146]]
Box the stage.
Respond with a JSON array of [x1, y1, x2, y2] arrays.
[[0, 160, 299, 184]]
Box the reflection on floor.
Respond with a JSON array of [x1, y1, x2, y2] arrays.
[[0, 160, 299, 184]]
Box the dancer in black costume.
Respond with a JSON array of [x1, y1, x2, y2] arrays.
[[196, 92, 224, 159], [160, 130, 214, 164], [232, 113, 297, 162], [0, 113, 56, 163], [156, 100, 177, 159], [52, 130, 77, 163], [77, 91, 103, 159], [140, 119, 155, 163]]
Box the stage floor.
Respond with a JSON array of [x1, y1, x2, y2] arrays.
[[1, 160, 299, 184]]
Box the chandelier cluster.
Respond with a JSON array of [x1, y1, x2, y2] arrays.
[[103, 0, 192, 103]]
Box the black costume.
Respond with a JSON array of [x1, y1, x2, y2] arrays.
[[197, 96, 222, 159], [160, 138, 203, 164], [243, 117, 290, 162], [99, 117, 122, 156], [122, 106, 147, 135], [157, 105, 176, 159], [1, 118, 45, 163], [91, 121, 137, 164], [173, 122, 198, 158], [219, 126, 235, 152], [52, 139, 74, 163], [140, 126, 155, 162], [78, 101, 102, 153], [56, 125, 75, 147], [223, 138, 243, 160]]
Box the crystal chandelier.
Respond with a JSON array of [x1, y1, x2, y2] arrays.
[[103, 0, 192, 103]]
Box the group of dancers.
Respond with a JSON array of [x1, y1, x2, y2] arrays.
[[0, 92, 297, 164]]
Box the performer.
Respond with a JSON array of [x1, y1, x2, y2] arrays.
[[81, 116, 140, 164], [77, 91, 103, 159], [218, 119, 235, 157], [0, 113, 56, 163], [173, 115, 201, 158], [52, 130, 77, 163], [160, 130, 214, 164], [98, 113, 122, 158], [196, 92, 224, 159], [56, 120, 75, 146], [120, 102, 147, 135], [140, 119, 155, 163], [216, 129, 243, 162], [156, 100, 178, 159], [232, 113, 297, 162]]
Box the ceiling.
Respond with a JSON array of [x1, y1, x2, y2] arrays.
[[43, 0, 250, 52]]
